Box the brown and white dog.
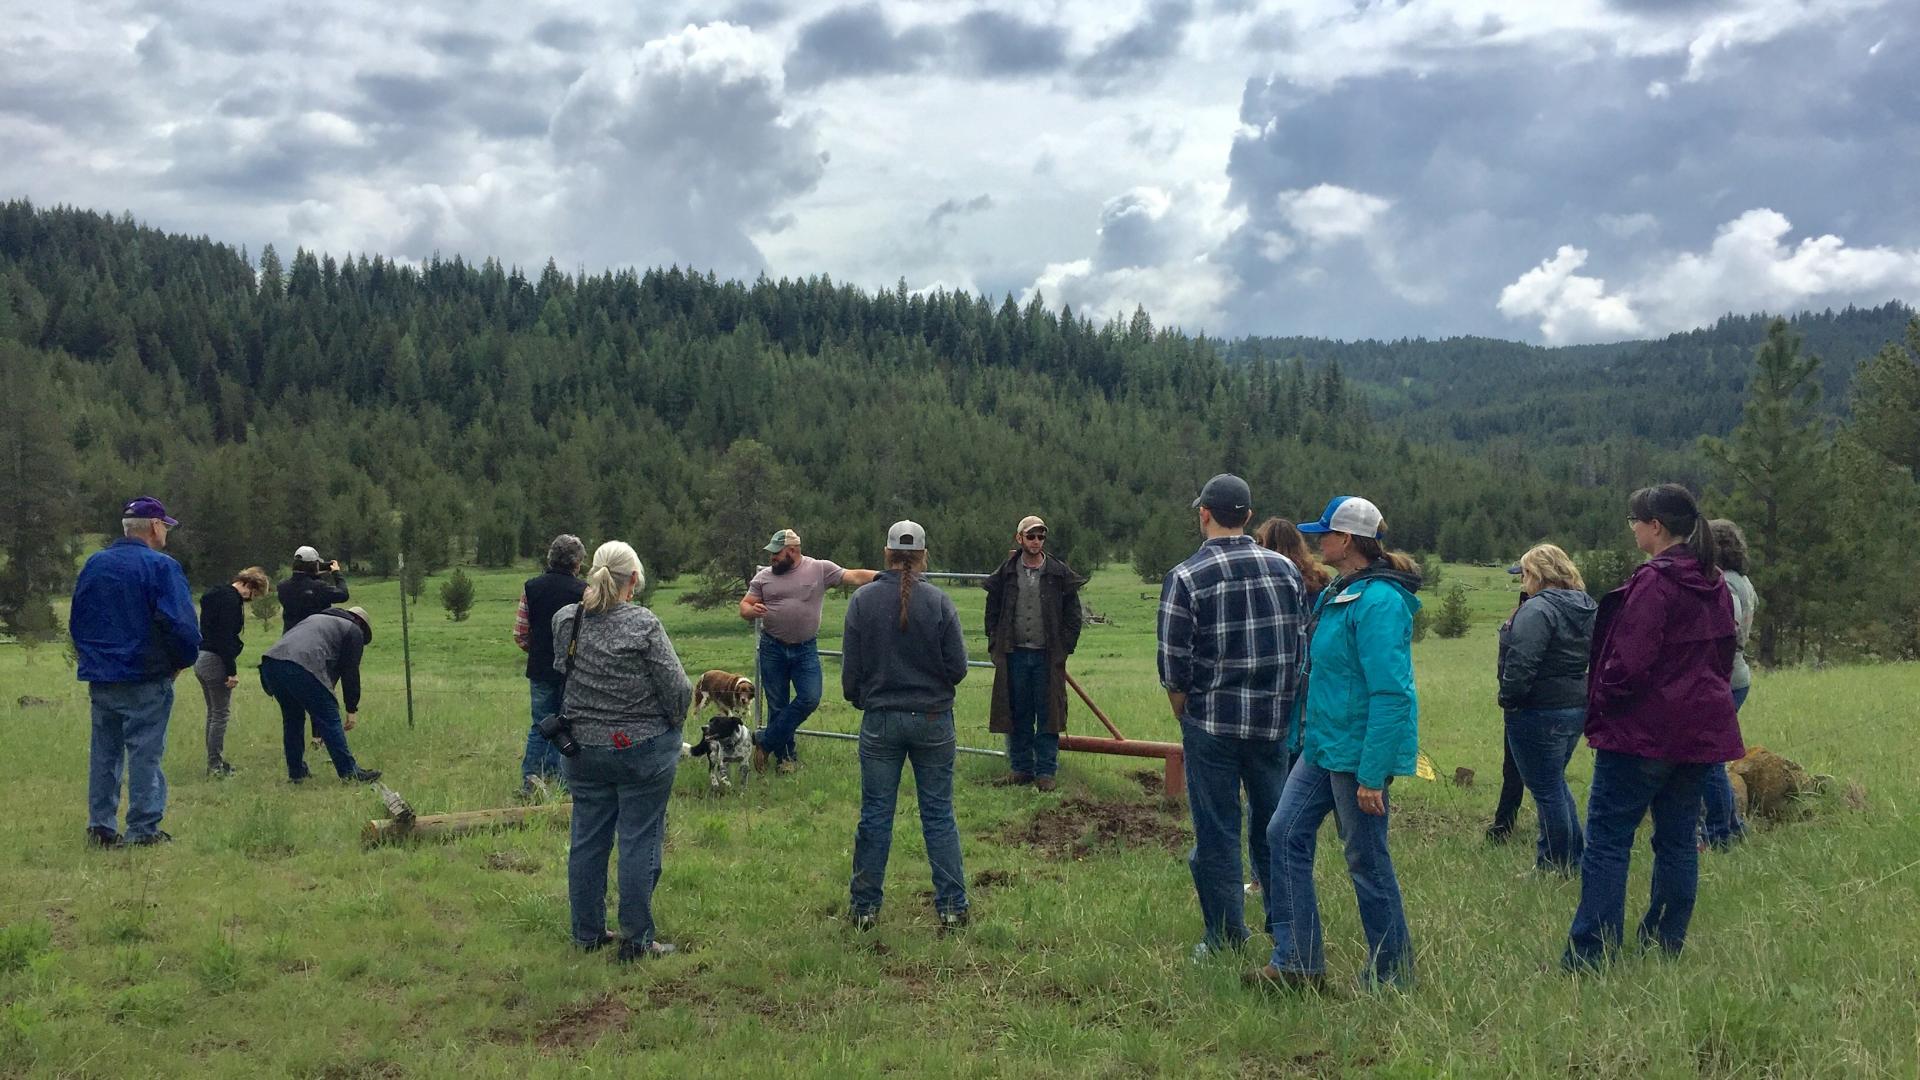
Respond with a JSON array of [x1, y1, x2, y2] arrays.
[[690, 669, 756, 720]]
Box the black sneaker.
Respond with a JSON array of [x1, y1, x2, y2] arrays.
[[86, 826, 122, 849], [289, 772, 311, 785], [129, 831, 173, 846], [345, 768, 383, 783], [938, 910, 970, 933], [208, 761, 236, 778]]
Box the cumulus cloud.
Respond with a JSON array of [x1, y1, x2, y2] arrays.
[[1025, 184, 1237, 331], [1500, 210, 1920, 343], [1278, 184, 1392, 244]]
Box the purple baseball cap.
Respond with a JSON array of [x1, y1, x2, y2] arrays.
[[121, 496, 179, 527]]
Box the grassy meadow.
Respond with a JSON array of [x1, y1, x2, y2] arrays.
[[1, 561, 1916, 1078]]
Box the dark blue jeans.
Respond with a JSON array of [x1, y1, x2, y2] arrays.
[[87, 679, 174, 839], [1700, 685, 1750, 847], [1505, 707, 1587, 873], [563, 730, 681, 946], [521, 678, 566, 783], [1180, 720, 1289, 949], [1004, 648, 1058, 777], [259, 658, 359, 779], [755, 636, 822, 763], [850, 710, 967, 918], [1267, 759, 1412, 985], [1565, 749, 1710, 970]]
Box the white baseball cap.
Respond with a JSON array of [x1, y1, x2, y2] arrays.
[[886, 520, 926, 551], [1296, 496, 1384, 539], [294, 545, 322, 562]]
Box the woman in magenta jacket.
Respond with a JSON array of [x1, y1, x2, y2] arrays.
[[1563, 484, 1742, 971]]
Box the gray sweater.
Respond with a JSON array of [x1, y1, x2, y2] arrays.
[[841, 572, 968, 714], [552, 603, 692, 747]]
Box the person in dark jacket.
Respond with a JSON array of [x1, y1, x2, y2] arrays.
[[513, 534, 588, 794], [277, 545, 349, 633], [259, 607, 381, 783], [1495, 544, 1596, 873], [843, 521, 971, 932], [1563, 484, 1741, 971], [193, 566, 271, 777], [69, 497, 201, 848], [983, 515, 1085, 791]]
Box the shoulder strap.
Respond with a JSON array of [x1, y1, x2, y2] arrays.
[[562, 605, 585, 676]]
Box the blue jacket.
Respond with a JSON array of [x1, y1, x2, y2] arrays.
[[69, 538, 201, 684], [1291, 568, 1421, 789]]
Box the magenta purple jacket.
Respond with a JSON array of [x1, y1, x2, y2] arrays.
[[1585, 546, 1744, 764]]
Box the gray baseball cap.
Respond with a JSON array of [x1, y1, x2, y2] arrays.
[[1191, 473, 1252, 514], [886, 520, 926, 551]]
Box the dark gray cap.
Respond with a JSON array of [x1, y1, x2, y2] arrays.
[[1191, 473, 1252, 513]]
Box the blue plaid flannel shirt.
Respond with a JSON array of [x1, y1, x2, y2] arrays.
[[1156, 535, 1307, 740]]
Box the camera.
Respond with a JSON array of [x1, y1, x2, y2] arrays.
[[535, 711, 580, 757]]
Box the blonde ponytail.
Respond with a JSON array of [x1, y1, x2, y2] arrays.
[[581, 540, 644, 614]]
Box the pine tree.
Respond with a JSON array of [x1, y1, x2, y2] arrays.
[[0, 346, 77, 636], [1433, 584, 1471, 639], [439, 567, 475, 622], [1702, 319, 1829, 665]]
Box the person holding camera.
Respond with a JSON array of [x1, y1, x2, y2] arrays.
[[513, 533, 589, 795], [194, 566, 272, 777], [277, 545, 349, 634], [259, 606, 382, 784], [551, 541, 692, 961]]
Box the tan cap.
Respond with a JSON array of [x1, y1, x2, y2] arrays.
[[1017, 515, 1046, 535]]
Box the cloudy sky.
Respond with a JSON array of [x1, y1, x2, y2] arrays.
[[4, 0, 1917, 343]]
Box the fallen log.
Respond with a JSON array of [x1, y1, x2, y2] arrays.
[[363, 803, 569, 847]]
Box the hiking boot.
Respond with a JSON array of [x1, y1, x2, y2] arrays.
[[576, 930, 620, 952], [1034, 776, 1057, 793], [86, 826, 122, 849], [1243, 964, 1326, 992], [129, 831, 173, 846], [1485, 823, 1514, 844], [752, 745, 770, 774], [938, 910, 970, 934], [851, 911, 879, 932], [345, 768, 383, 783], [616, 939, 678, 962], [208, 761, 236, 779], [775, 759, 798, 776], [991, 772, 1035, 787]]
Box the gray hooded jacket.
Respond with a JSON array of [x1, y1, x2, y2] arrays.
[[1497, 587, 1597, 711]]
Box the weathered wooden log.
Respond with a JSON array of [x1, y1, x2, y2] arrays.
[[362, 803, 569, 847]]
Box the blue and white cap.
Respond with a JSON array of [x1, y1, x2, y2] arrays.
[[1297, 496, 1384, 539]]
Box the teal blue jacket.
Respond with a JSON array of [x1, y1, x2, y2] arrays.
[[1290, 572, 1421, 789]]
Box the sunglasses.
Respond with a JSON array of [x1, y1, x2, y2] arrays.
[[1024, 530, 1047, 540]]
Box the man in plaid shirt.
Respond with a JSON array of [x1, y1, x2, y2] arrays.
[[1158, 473, 1307, 959]]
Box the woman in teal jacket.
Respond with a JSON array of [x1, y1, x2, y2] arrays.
[[1248, 496, 1421, 991]]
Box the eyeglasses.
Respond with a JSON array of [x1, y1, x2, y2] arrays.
[[1024, 531, 1047, 540]]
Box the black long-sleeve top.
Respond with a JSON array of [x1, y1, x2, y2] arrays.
[[199, 585, 249, 677]]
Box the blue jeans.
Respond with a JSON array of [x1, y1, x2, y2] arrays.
[[258, 658, 359, 779], [1180, 721, 1289, 948], [1004, 648, 1058, 777], [521, 678, 566, 783], [1505, 708, 1587, 872], [755, 636, 822, 763], [1565, 749, 1710, 969], [563, 730, 681, 946], [88, 679, 174, 839], [850, 710, 967, 917], [1700, 685, 1751, 847], [1268, 760, 1412, 985]]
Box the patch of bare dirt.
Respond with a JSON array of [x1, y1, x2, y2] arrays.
[[1002, 796, 1190, 859], [1130, 769, 1163, 795], [970, 868, 1014, 890], [534, 994, 633, 1051]]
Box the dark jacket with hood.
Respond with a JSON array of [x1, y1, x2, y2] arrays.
[[263, 608, 370, 711], [1585, 546, 1742, 763], [983, 552, 1086, 734], [279, 569, 350, 633], [1497, 587, 1597, 711]]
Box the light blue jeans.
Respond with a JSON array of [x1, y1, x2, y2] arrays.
[[563, 730, 681, 947], [850, 709, 967, 917], [88, 679, 174, 839]]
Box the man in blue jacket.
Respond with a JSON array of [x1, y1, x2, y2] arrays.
[[69, 496, 201, 848]]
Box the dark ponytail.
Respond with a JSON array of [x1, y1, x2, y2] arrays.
[[1628, 484, 1718, 576]]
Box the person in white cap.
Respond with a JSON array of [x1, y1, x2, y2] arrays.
[[737, 528, 877, 775], [840, 521, 970, 932], [277, 544, 349, 634]]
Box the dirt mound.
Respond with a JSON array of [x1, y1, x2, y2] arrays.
[[534, 995, 632, 1050], [1003, 796, 1190, 859], [1131, 769, 1163, 796], [1729, 746, 1820, 823]]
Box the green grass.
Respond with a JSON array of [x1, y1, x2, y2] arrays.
[[1, 562, 1916, 1077]]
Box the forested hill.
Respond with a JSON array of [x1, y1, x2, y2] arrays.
[[1226, 303, 1916, 448], [2, 201, 1902, 634]]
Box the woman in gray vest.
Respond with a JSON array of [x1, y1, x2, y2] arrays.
[[552, 541, 692, 961], [1700, 519, 1758, 849]]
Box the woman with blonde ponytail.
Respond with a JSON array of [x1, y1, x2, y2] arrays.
[[551, 541, 692, 962]]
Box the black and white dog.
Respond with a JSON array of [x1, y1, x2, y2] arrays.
[[686, 715, 752, 793]]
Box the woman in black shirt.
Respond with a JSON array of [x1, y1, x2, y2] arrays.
[[195, 567, 270, 776]]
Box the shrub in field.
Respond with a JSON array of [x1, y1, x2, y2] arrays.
[[1578, 548, 1640, 599], [249, 590, 280, 632], [677, 562, 744, 611], [439, 567, 474, 622], [1434, 583, 1472, 638], [402, 561, 428, 602], [1419, 552, 1444, 588], [1412, 605, 1431, 643]]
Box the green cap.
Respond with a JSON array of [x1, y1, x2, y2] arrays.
[[764, 528, 801, 553]]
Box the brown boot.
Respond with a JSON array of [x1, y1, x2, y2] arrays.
[[1034, 776, 1057, 792], [991, 772, 1034, 787], [752, 745, 770, 774]]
